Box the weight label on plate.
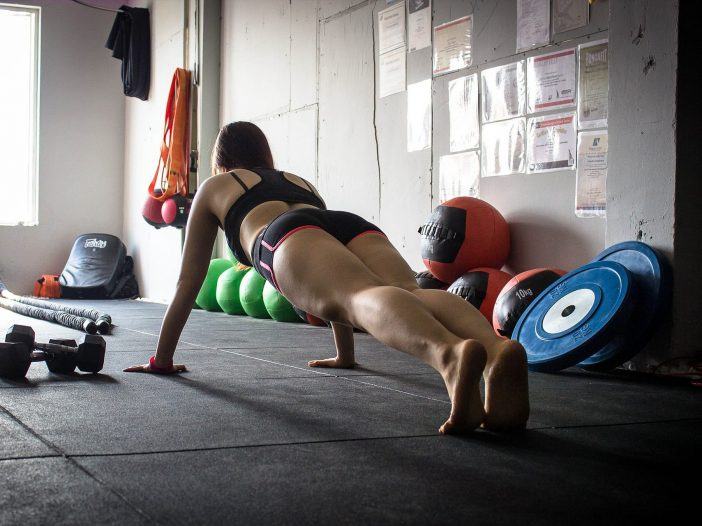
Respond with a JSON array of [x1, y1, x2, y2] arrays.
[[549, 282, 567, 299], [571, 323, 592, 341]]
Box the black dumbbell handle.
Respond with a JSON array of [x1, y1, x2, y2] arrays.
[[34, 342, 79, 355]]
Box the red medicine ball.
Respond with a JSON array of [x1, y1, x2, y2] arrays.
[[292, 305, 328, 327], [415, 270, 449, 290], [492, 268, 567, 337], [162, 195, 192, 228], [447, 268, 513, 321], [419, 197, 510, 284]]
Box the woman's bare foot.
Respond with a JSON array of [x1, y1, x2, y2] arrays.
[[439, 340, 487, 434], [308, 357, 356, 368], [483, 340, 530, 431]]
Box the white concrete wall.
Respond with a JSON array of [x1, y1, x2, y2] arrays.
[[122, 0, 186, 301], [220, 0, 609, 272], [0, 0, 125, 294]]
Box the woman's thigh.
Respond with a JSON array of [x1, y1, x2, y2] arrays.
[[345, 233, 418, 290], [272, 228, 383, 322]]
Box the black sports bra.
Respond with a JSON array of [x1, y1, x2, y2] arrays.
[[223, 168, 326, 266]]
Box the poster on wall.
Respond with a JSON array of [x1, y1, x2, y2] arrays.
[[527, 113, 577, 173], [448, 74, 479, 152], [527, 48, 576, 113], [379, 46, 406, 98], [553, 0, 589, 34], [439, 151, 480, 201], [481, 118, 526, 177], [481, 61, 526, 123], [378, 1, 406, 54], [408, 0, 431, 52], [516, 0, 550, 52], [407, 79, 432, 152], [578, 39, 608, 129], [433, 16, 472, 76], [575, 130, 607, 217]]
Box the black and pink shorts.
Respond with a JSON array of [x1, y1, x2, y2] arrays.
[[251, 208, 385, 292]]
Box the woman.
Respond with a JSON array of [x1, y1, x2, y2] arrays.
[[126, 122, 529, 434]]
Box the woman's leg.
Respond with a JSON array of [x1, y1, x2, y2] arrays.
[[273, 228, 486, 433], [345, 233, 529, 430]]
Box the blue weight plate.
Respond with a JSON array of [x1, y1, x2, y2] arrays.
[[513, 261, 635, 373], [579, 241, 672, 371]]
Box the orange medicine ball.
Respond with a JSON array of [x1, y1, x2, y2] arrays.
[[447, 268, 513, 321], [419, 197, 510, 284], [492, 268, 567, 337]]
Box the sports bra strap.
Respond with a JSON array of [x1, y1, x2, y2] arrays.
[[229, 171, 249, 191]]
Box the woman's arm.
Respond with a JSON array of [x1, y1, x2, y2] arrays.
[[308, 322, 356, 369], [125, 183, 220, 373]]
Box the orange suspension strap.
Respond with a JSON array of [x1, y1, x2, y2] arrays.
[[148, 68, 192, 202]]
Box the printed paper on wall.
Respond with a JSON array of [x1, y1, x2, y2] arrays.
[[527, 112, 577, 173], [527, 48, 576, 113], [378, 1, 406, 54], [481, 61, 526, 123], [439, 151, 480, 201], [575, 130, 607, 217], [553, 0, 589, 34], [448, 74, 479, 152], [517, 0, 550, 52], [379, 46, 406, 98], [433, 16, 472, 76], [481, 118, 526, 177], [408, 0, 431, 52], [407, 79, 432, 152], [578, 39, 608, 129]]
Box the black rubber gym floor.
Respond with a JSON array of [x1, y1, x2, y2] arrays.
[[1, 300, 699, 525]]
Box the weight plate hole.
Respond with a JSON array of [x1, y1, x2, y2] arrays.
[[561, 305, 576, 317]]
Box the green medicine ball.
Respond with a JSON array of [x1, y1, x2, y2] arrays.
[[216, 267, 249, 315], [195, 258, 233, 311], [262, 282, 301, 323], [239, 271, 270, 318]]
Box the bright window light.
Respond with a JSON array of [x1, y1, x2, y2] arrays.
[[0, 5, 40, 226]]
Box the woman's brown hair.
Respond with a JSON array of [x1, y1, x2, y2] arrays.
[[211, 121, 274, 173]]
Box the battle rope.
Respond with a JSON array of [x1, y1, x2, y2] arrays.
[[0, 297, 97, 334]]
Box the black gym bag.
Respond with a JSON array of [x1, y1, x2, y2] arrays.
[[59, 234, 139, 299]]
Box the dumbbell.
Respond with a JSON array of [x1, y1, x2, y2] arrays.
[[0, 324, 106, 379]]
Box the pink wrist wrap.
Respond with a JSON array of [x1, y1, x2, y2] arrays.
[[149, 355, 173, 374]]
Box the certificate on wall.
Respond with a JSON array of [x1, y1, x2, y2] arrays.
[[481, 118, 526, 177], [378, 1, 406, 54], [448, 74, 479, 152], [516, 0, 550, 52], [527, 48, 576, 113], [575, 130, 607, 217], [408, 0, 431, 52], [527, 113, 577, 173], [553, 0, 589, 34], [433, 16, 472, 76], [439, 151, 480, 201], [407, 79, 432, 152], [379, 46, 406, 98], [481, 61, 526, 123], [578, 40, 608, 129]]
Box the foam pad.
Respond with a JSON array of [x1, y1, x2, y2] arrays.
[[195, 259, 234, 311], [239, 271, 271, 318], [216, 267, 249, 315], [447, 267, 513, 321], [262, 282, 301, 322], [492, 268, 567, 337], [419, 197, 510, 284]]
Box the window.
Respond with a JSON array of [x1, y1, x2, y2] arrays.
[[0, 5, 39, 226]]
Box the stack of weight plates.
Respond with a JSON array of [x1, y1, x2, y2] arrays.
[[513, 241, 671, 373]]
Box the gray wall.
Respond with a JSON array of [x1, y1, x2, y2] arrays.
[[0, 0, 125, 294], [221, 0, 609, 273]]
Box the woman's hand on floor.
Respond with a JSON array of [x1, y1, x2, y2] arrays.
[[123, 363, 188, 374], [307, 357, 356, 369]]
